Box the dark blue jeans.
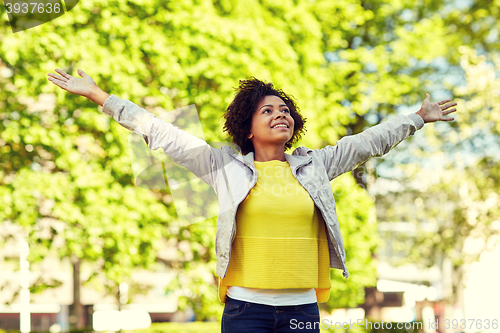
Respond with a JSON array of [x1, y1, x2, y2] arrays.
[[221, 296, 320, 333]]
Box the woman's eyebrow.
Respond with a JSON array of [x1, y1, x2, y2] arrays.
[[259, 104, 288, 111]]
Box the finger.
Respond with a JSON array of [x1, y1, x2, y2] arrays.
[[425, 93, 430, 100], [48, 77, 67, 90], [443, 108, 456, 115], [440, 102, 457, 110], [48, 73, 66, 82], [78, 69, 87, 77], [441, 116, 455, 121], [55, 68, 72, 79], [438, 99, 452, 105]]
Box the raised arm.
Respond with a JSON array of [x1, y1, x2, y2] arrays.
[[47, 68, 222, 187], [316, 94, 457, 181]]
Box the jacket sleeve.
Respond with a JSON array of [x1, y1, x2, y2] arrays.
[[101, 94, 221, 187], [315, 113, 425, 181]]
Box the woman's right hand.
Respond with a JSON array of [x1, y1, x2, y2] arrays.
[[47, 68, 98, 99]]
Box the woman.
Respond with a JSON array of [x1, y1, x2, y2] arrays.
[[47, 68, 457, 332]]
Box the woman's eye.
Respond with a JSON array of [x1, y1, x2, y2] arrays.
[[263, 108, 288, 114]]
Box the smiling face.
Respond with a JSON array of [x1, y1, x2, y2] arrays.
[[248, 95, 295, 150]]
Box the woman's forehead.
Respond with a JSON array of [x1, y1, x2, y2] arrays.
[[256, 95, 287, 109]]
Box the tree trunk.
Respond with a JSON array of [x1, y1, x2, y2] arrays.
[[69, 257, 86, 329], [442, 256, 453, 333]]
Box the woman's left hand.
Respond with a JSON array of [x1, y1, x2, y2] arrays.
[[416, 93, 457, 123]]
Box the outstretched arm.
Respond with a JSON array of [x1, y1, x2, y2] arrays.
[[47, 68, 222, 187], [316, 94, 458, 181]]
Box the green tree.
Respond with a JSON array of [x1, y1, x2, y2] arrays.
[[1, 0, 457, 323], [0, 59, 175, 327], [370, 46, 500, 323]]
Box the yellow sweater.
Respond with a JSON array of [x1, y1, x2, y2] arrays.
[[218, 160, 331, 303]]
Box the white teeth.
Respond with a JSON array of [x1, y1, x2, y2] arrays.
[[273, 124, 287, 128]]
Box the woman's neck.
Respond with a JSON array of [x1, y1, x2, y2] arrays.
[[253, 146, 286, 162]]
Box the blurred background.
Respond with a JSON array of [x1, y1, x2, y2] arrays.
[[1, 0, 499, 332]]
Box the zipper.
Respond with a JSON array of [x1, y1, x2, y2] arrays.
[[290, 165, 348, 277], [223, 160, 258, 278]]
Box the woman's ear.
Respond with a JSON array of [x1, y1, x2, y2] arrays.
[[247, 133, 253, 139]]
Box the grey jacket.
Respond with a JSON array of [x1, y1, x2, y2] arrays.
[[102, 95, 425, 279]]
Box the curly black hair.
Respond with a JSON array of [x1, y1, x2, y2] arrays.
[[223, 77, 306, 155]]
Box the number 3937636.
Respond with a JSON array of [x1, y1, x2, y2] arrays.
[[3, 0, 79, 33]]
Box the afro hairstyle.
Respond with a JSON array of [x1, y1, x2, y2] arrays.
[[223, 77, 306, 155]]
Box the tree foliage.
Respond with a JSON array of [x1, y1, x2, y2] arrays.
[[0, 0, 468, 322], [370, 46, 500, 308]]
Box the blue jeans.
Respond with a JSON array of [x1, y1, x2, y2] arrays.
[[221, 296, 320, 333]]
